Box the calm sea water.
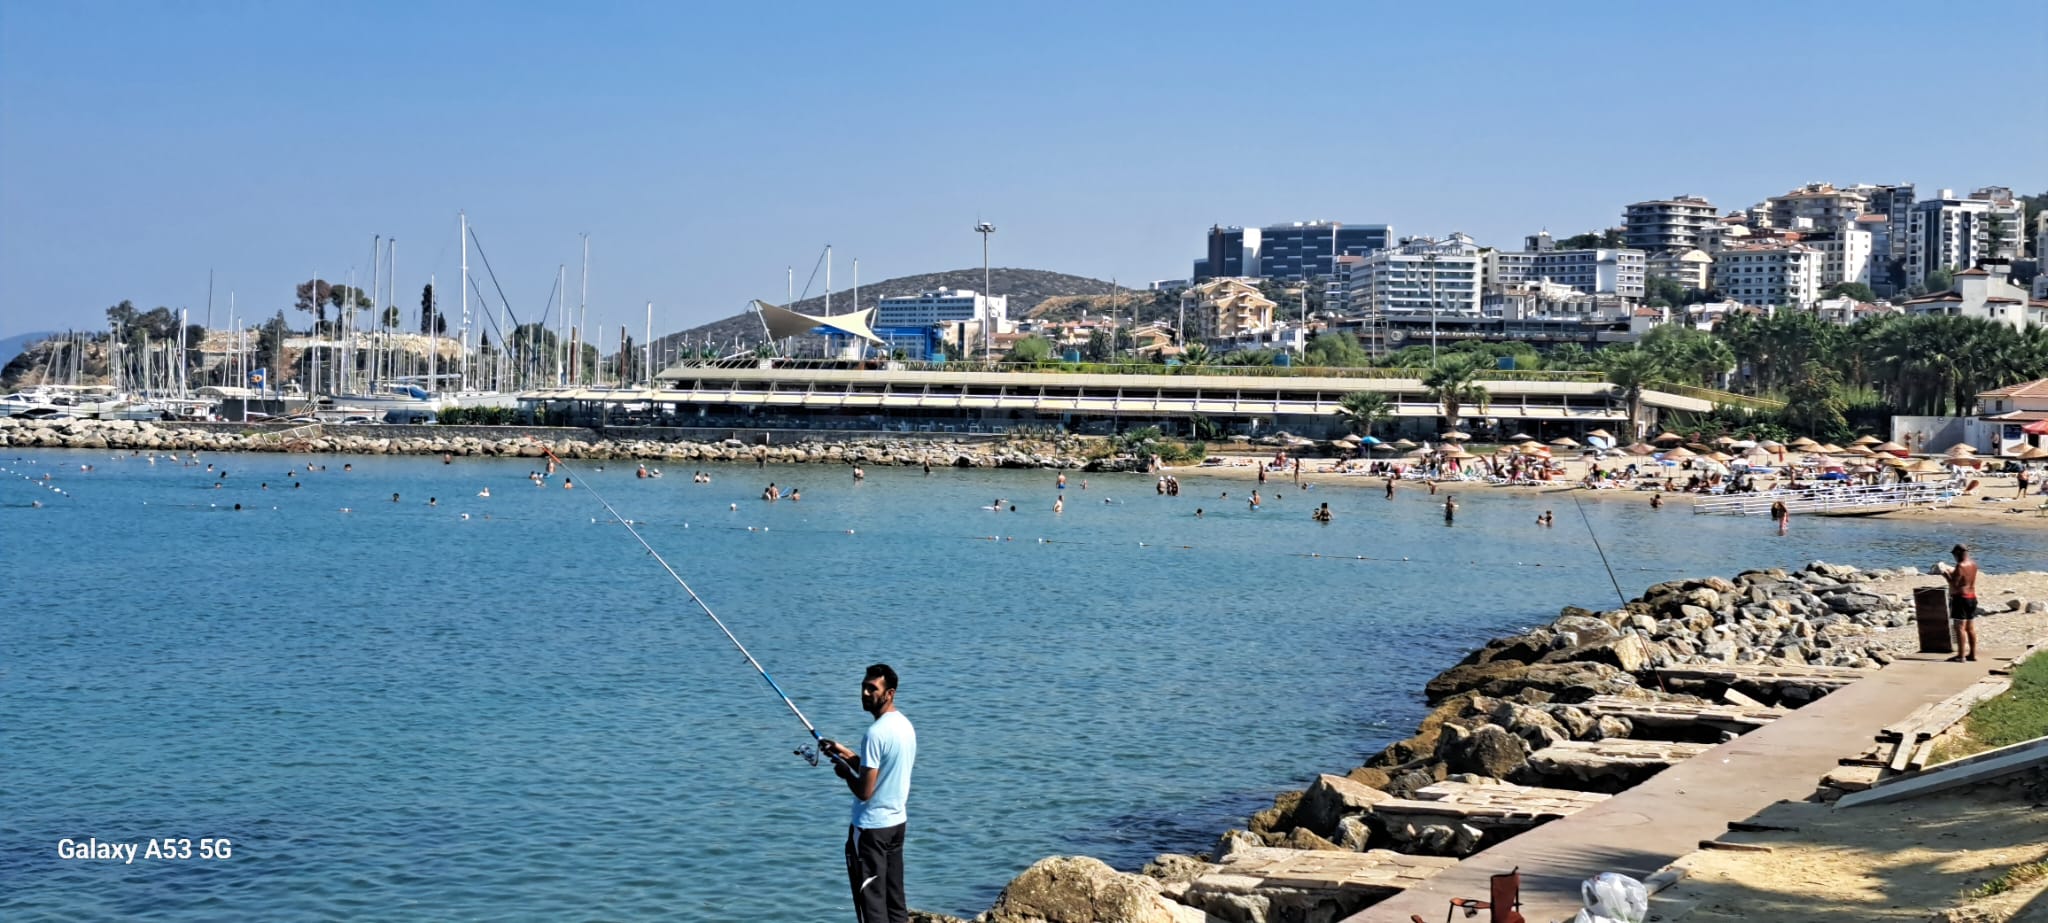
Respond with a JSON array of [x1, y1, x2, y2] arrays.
[[4, 447, 2043, 921]]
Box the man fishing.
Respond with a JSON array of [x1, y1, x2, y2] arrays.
[[820, 664, 916, 923]]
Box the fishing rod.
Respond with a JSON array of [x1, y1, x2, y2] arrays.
[[1568, 487, 1630, 608], [532, 440, 849, 772]]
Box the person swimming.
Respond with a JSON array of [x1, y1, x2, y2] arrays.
[[479, 488, 491, 497]]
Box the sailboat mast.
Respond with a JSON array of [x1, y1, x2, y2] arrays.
[[459, 211, 470, 391], [644, 302, 652, 389], [579, 234, 589, 385]]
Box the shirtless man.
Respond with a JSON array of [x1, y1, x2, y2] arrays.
[[1939, 544, 1981, 662]]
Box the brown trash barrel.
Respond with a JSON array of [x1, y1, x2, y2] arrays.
[[1914, 586, 1954, 654]]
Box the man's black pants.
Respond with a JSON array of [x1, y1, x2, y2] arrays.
[[845, 823, 907, 923]]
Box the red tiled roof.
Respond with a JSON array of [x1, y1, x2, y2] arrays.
[[1955, 268, 1989, 276], [1978, 378, 2048, 399]]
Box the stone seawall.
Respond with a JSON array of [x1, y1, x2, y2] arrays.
[[0, 418, 1121, 470], [952, 561, 2025, 923]]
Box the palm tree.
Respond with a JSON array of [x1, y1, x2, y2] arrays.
[[1547, 342, 1592, 371], [1337, 390, 1394, 440], [1180, 342, 1214, 366], [1422, 355, 1490, 433], [1600, 347, 1664, 439]]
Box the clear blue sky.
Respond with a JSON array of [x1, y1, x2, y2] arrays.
[[3, 0, 2044, 340]]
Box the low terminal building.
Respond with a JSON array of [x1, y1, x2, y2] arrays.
[[519, 360, 1714, 440]]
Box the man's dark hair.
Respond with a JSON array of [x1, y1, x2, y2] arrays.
[[1952, 544, 1969, 559], [865, 663, 898, 691]]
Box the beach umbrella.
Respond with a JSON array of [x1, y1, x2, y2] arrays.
[[1506, 432, 1534, 442], [1942, 442, 1978, 456], [1663, 446, 1697, 459], [1744, 450, 1773, 465], [1906, 458, 1948, 475], [1851, 435, 1882, 446], [1341, 433, 1364, 444], [1626, 442, 1657, 455], [1873, 441, 1907, 454], [1818, 443, 1846, 454], [2016, 445, 2048, 460], [1358, 435, 1382, 445], [1853, 463, 1878, 473], [1407, 446, 1433, 458], [1653, 431, 1684, 444], [1708, 451, 1734, 463], [1844, 445, 1876, 457], [1441, 430, 1472, 441], [1686, 442, 1714, 453], [1788, 437, 1819, 449], [1713, 435, 1737, 446], [1757, 439, 1784, 449], [1393, 438, 1418, 449], [1730, 439, 1758, 450], [1879, 455, 1908, 468], [1441, 446, 1477, 460], [1587, 429, 1615, 442], [1329, 439, 1355, 451], [1549, 437, 1580, 448]]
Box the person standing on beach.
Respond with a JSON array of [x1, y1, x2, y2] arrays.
[[1770, 499, 1789, 535], [1940, 544, 1981, 662], [820, 664, 916, 923]]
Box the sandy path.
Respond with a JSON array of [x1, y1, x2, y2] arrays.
[[1655, 771, 2048, 922]]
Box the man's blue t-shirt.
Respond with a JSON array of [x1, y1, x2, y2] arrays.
[[851, 710, 916, 829]]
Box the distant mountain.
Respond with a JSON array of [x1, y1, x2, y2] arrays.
[[0, 331, 56, 369], [655, 268, 1139, 355]]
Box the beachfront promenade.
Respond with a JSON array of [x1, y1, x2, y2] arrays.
[[1349, 645, 2022, 922]]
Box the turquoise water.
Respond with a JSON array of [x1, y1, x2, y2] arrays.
[[5, 448, 2043, 921]]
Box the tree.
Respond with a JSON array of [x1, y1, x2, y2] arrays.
[[1922, 268, 1955, 295], [294, 280, 332, 328], [1180, 343, 1214, 366], [1600, 346, 1665, 438], [1824, 281, 1876, 302], [1337, 391, 1393, 440], [1422, 355, 1490, 432], [381, 305, 401, 328], [1545, 342, 1593, 371], [1645, 275, 1688, 308], [105, 299, 140, 332], [1302, 331, 1370, 367], [1783, 360, 1848, 438], [419, 283, 446, 335], [1007, 335, 1053, 364]]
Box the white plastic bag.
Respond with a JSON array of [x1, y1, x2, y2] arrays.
[[1569, 872, 1648, 923]]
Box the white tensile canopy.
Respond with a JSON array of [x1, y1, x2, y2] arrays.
[[755, 300, 886, 346]]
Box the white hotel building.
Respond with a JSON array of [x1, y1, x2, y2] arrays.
[[1346, 234, 1484, 316], [873, 288, 1008, 329], [1804, 227, 1873, 289], [1712, 243, 1821, 310]]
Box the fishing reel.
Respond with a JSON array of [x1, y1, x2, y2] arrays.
[[795, 745, 822, 767]]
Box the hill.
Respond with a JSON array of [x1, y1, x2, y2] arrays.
[[655, 268, 1140, 356], [1, 331, 57, 371]]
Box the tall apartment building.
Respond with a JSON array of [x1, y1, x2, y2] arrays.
[[1906, 187, 2027, 286], [1856, 183, 1916, 259], [1765, 183, 1869, 230], [1623, 195, 1720, 252], [1346, 234, 1484, 316], [2037, 213, 2048, 300], [1193, 221, 1394, 281], [1485, 232, 1646, 299], [1712, 243, 1821, 309], [1801, 228, 1873, 289]]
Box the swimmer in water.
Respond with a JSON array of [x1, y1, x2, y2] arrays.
[[428, 497, 438, 507], [563, 478, 573, 489], [479, 488, 491, 497], [392, 493, 401, 503], [1053, 495, 1064, 513]]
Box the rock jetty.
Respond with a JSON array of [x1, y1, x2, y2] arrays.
[[960, 561, 1999, 923], [0, 418, 1119, 470]]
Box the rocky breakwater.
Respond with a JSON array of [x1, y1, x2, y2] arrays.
[[0, 417, 1120, 470], [962, 562, 1939, 923]]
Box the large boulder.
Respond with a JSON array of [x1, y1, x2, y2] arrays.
[[1551, 614, 1620, 647], [1292, 773, 1393, 837], [1542, 633, 1653, 674], [1434, 724, 1531, 780], [1424, 661, 1636, 705], [982, 856, 1181, 923]]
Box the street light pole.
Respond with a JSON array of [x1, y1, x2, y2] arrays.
[[975, 221, 996, 362]]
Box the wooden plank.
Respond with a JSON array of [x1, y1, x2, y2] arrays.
[[1840, 736, 2048, 808], [1887, 735, 1917, 773], [1721, 688, 1766, 709], [1695, 843, 1777, 855], [1907, 739, 1938, 772], [1581, 695, 1786, 731]]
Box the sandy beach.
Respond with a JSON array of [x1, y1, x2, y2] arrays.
[[1173, 450, 2048, 531]]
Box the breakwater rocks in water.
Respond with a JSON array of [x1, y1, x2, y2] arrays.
[[968, 562, 1958, 923], [0, 418, 1118, 470]]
